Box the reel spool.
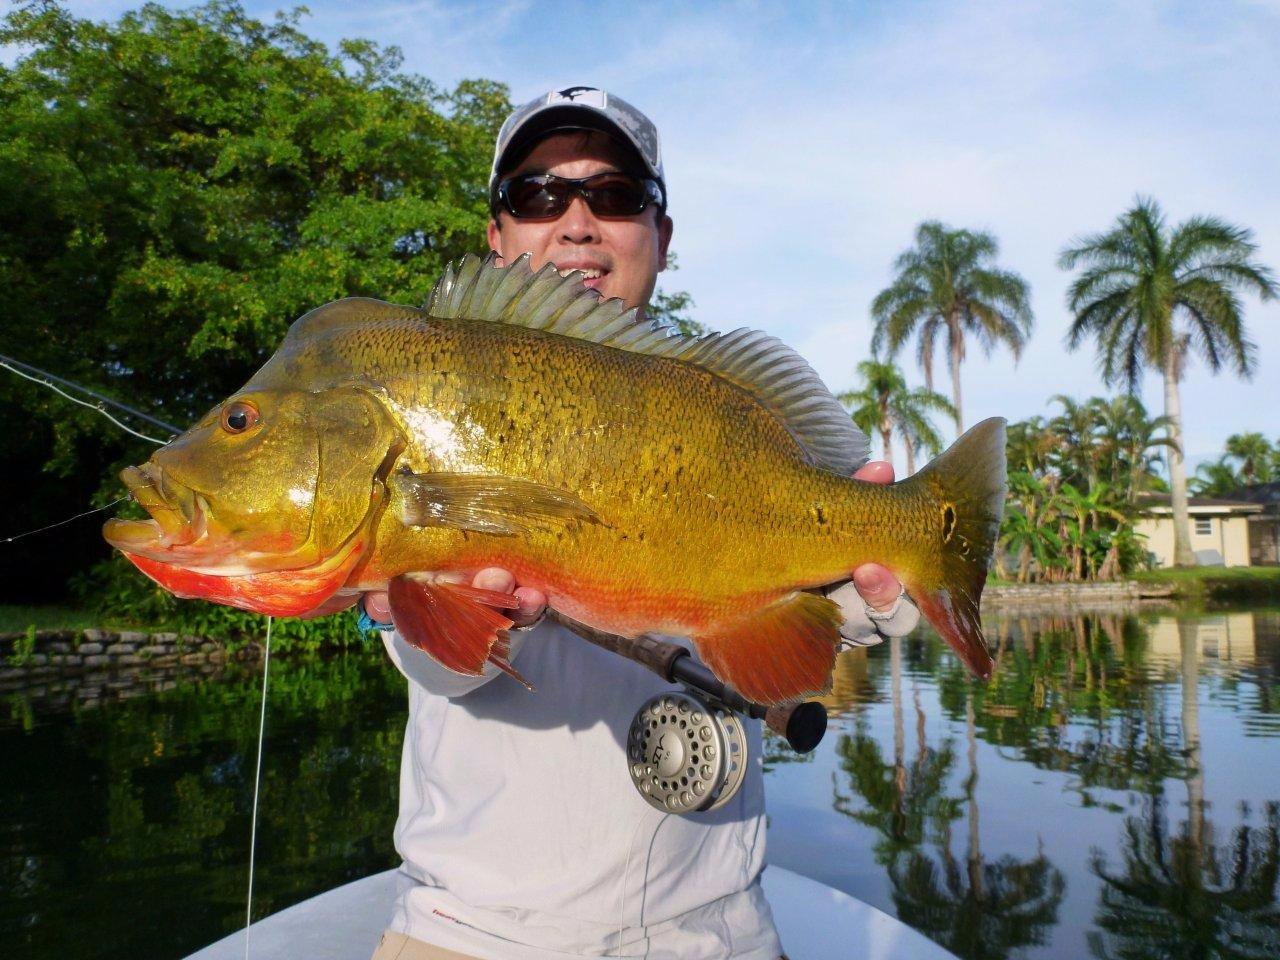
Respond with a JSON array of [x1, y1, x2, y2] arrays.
[[627, 690, 748, 814]]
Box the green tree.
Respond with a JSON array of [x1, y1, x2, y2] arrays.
[[837, 359, 955, 474], [1191, 456, 1245, 497], [1059, 197, 1277, 566], [871, 222, 1033, 433], [0, 1, 509, 600], [648, 252, 706, 335], [1092, 395, 1176, 507], [1224, 431, 1275, 485]]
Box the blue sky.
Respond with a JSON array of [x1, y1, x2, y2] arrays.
[[38, 1, 1280, 468]]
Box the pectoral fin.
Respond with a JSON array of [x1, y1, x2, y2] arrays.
[[392, 470, 601, 536], [387, 575, 533, 689], [695, 591, 842, 705]]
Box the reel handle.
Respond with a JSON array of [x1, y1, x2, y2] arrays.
[[546, 611, 827, 755]]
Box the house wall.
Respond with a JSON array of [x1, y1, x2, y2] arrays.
[[1135, 514, 1253, 567], [1135, 517, 1175, 567]]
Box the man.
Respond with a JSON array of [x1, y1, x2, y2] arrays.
[[362, 87, 919, 960]]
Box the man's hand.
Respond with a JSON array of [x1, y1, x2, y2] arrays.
[[849, 460, 903, 611], [360, 568, 547, 629]]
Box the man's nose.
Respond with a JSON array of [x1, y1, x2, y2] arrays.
[[557, 195, 599, 244]]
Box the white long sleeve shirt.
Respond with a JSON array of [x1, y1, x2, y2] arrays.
[[380, 584, 917, 959]]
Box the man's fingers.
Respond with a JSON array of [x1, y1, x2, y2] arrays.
[[472, 567, 516, 594], [473, 568, 544, 625], [364, 591, 392, 622], [853, 459, 895, 485], [511, 586, 547, 627], [852, 563, 903, 612]]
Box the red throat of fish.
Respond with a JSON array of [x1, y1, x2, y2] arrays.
[[107, 463, 377, 617], [121, 533, 368, 617]]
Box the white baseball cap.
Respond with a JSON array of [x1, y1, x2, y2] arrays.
[[489, 86, 666, 209]]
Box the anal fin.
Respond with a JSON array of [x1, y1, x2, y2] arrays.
[[695, 591, 842, 705], [388, 575, 533, 689]]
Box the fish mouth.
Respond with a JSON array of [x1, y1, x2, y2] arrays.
[[104, 464, 208, 555]]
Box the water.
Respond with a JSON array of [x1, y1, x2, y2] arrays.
[[3, 607, 1278, 960]]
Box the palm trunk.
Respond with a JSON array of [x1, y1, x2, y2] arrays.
[[949, 319, 964, 434], [904, 440, 916, 477], [1179, 619, 1204, 865], [880, 422, 893, 469], [1163, 348, 1196, 567], [965, 694, 982, 900]]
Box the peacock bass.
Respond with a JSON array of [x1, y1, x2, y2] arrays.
[[104, 254, 1005, 704]]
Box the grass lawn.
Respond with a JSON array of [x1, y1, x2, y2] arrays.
[[0, 605, 99, 634], [1131, 565, 1280, 602]]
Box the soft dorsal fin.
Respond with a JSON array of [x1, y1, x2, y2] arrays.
[[426, 253, 870, 474], [283, 298, 418, 345]]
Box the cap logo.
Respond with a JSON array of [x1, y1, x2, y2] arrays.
[[548, 86, 607, 108]]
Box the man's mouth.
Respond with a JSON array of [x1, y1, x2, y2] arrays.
[[556, 264, 609, 290]]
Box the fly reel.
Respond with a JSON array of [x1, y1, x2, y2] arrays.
[[626, 689, 748, 814]]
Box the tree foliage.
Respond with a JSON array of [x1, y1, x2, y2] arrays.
[[998, 396, 1175, 582], [871, 222, 1033, 432], [836, 358, 954, 474], [0, 1, 510, 600], [1058, 196, 1276, 566]]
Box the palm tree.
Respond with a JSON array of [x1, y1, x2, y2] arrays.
[[1092, 396, 1177, 506], [872, 222, 1033, 433], [1224, 431, 1275, 485], [1190, 456, 1244, 497], [1048, 395, 1104, 490], [837, 359, 956, 474], [1059, 197, 1277, 566]]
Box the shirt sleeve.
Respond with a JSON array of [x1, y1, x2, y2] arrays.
[[824, 580, 920, 646], [380, 622, 536, 698]]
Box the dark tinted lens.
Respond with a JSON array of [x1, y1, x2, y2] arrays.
[[579, 173, 649, 216], [503, 176, 571, 218]]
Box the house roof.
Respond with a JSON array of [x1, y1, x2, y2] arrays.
[[1137, 493, 1264, 515], [1220, 481, 1280, 506]]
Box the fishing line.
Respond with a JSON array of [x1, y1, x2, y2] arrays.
[[1, 497, 127, 543], [612, 809, 670, 957], [0, 355, 178, 444], [243, 615, 273, 960]]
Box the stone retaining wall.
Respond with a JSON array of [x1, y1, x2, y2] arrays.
[[983, 580, 1173, 608], [0, 629, 244, 712], [1, 628, 230, 686]]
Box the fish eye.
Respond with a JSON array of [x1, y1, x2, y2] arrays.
[[220, 400, 260, 434]]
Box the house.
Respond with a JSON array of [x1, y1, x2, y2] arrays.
[[1220, 481, 1280, 565], [1135, 494, 1264, 567]]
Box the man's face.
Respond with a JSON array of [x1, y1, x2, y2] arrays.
[[487, 131, 674, 311]]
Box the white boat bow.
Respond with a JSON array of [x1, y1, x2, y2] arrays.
[[185, 866, 956, 959]]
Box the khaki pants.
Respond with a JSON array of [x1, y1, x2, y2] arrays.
[[370, 930, 481, 960], [370, 928, 790, 960]]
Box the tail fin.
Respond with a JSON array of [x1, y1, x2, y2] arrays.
[[900, 417, 1006, 680]]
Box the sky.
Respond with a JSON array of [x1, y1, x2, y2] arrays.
[[32, 0, 1280, 469]]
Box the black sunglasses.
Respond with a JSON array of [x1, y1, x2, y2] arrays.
[[495, 172, 665, 220]]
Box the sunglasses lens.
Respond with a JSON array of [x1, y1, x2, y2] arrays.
[[504, 177, 569, 218], [581, 174, 649, 216]]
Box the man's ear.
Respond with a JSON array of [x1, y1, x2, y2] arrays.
[[657, 214, 674, 271], [486, 218, 502, 258]]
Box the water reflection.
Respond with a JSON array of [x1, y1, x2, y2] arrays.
[[3, 609, 1279, 960], [810, 607, 1280, 960], [1, 658, 406, 960]]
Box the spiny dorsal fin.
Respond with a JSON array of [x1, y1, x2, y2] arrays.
[[426, 253, 870, 474]]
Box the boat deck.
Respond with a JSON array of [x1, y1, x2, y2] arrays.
[[186, 866, 956, 959]]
